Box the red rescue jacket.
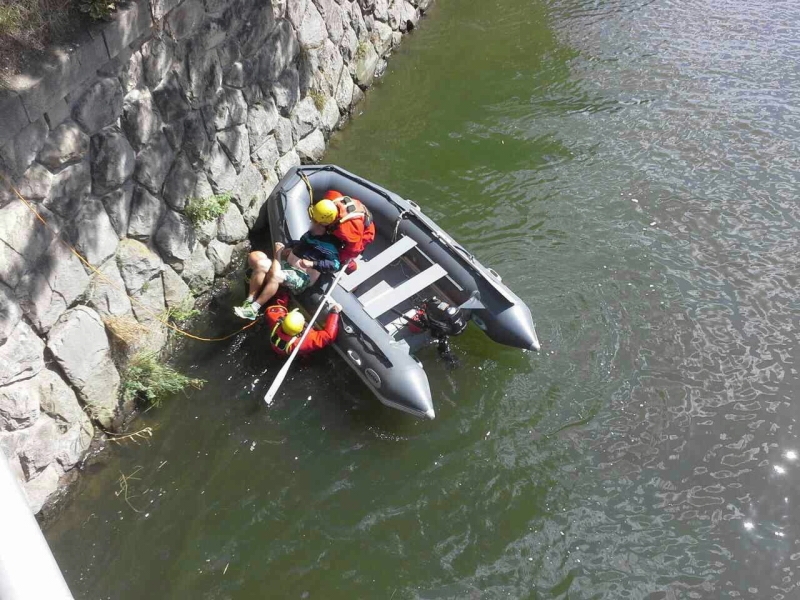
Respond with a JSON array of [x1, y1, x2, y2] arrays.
[[324, 190, 377, 262], [263, 292, 340, 356]]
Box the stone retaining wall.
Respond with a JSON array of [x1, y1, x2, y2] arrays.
[[0, 0, 433, 514]]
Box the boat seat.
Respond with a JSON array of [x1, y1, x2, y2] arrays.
[[341, 235, 417, 292], [361, 264, 447, 319]]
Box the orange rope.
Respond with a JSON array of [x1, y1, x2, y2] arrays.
[[3, 177, 257, 342]]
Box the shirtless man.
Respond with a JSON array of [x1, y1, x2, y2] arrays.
[[234, 224, 341, 321]]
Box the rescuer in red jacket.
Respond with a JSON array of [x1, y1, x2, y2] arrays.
[[264, 290, 341, 356], [308, 190, 376, 264]]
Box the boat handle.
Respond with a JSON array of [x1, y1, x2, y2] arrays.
[[488, 268, 502, 281], [408, 199, 420, 210], [347, 350, 362, 366]]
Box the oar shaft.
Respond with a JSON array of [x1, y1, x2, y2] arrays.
[[264, 266, 348, 405]]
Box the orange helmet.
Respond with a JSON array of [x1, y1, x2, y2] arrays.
[[323, 190, 344, 201]]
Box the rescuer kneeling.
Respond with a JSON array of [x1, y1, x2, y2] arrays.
[[265, 290, 341, 356]]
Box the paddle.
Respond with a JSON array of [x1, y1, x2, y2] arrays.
[[263, 264, 349, 405]]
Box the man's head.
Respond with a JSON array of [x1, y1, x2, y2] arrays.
[[281, 310, 305, 336], [308, 199, 338, 225]]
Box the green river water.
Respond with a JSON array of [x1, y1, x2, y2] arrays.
[[46, 0, 800, 598]]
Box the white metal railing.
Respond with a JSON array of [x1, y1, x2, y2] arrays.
[[0, 453, 74, 600]]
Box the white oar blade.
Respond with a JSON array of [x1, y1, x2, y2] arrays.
[[264, 361, 292, 405]]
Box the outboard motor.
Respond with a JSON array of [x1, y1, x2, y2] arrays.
[[410, 297, 467, 367]]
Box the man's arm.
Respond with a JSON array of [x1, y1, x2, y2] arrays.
[[298, 310, 340, 353]]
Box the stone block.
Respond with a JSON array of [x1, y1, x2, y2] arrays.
[[0, 118, 49, 176], [371, 20, 393, 55], [335, 71, 355, 113], [224, 62, 246, 88], [16, 50, 82, 124], [134, 131, 176, 194], [156, 209, 196, 265], [72, 77, 125, 135], [162, 265, 192, 307], [22, 463, 62, 514], [240, 4, 277, 57], [86, 258, 133, 318], [296, 129, 326, 163], [162, 121, 185, 150], [101, 180, 134, 237], [44, 159, 92, 217], [274, 115, 294, 153], [103, 0, 152, 58], [73, 33, 110, 81], [123, 50, 145, 93], [0, 202, 58, 289], [181, 243, 215, 293], [117, 238, 164, 295], [0, 320, 45, 388], [182, 110, 213, 164], [290, 97, 321, 140], [230, 162, 263, 213], [0, 375, 41, 431], [217, 125, 249, 173], [276, 150, 300, 178], [69, 197, 120, 266], [387, 0, 404, 30], [0, 91, 29, 147], [400, 1, 419, 30], [202, 88, 249, 132], [43, 98, 71, 130], [320, 96, 340, 134], [47, 306, 122, 430], [122, 88, 163, 151], [287, 0, 309, 28], [251, 134, 278, 171], [8, 161, 54, 207], [353, 41, 379, 88], [199, 17, 229, 51], [206, 142, 237, 193], [207, 239, 234, 275], [142, 36, 176, 89], [256, 20, 300, 83], [246, 99, 279, 152], [152, 71, 190, 122], [272, 0, 287, 19], [38, 121, 89, 171], [185, 44, 222, 108], [167, 0, 205, 40], [315, 0, 346, 44], [128, 186, 165, 241], [129, 267, 167, 327], [15, 239, 90, 334], [0, 283, 21, 346], [151, 0, 183, 21], [216, 202, 248, 243], [216, 36, 241, 71], [91, 127, 136, 195], [271, 67, 300, 116], [163, 153, 198, 211], [308, 39, 344, 96]]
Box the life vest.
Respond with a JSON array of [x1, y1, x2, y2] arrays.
[[330, 196, 373, 230], [270, 320, 299, 355]]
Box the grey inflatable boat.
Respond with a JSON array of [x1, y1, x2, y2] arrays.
[[264, 165, 540, 419]]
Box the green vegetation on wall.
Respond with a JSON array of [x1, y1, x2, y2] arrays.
[[185, 193, 231, 226]]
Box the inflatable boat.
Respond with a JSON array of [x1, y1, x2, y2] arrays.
[[264, 165, 539, 419]]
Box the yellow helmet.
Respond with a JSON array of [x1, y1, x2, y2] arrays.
[[308, 199, 338, 225], [281, 310, 305, 336]]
